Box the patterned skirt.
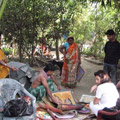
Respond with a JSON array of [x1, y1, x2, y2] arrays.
[[29, 79, 54, 101], [61, 63, 78, 88]]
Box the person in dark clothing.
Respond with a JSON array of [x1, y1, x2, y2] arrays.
[[104, 29, 120, 85]]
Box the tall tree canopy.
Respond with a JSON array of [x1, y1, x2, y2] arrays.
[[0, 0, 120, 62]]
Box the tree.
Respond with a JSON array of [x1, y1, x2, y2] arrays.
[[0, 0, 120, 62]]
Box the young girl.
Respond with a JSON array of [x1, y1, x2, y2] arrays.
[[90, 70, 119, 116]]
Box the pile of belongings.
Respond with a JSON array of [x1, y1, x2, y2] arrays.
[[8, 61, 38, 90], [36, 96, 90, 120]]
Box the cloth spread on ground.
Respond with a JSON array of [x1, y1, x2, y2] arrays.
[[29, 78, 54, 101], [0, 49, 9, 79]]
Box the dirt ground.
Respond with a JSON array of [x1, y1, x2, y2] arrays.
[[72, 56, 103, 99]]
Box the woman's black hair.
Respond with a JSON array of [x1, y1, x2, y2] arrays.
[[67, 36, 74, 41], [44, 63, 56, 72], [94, 70, 110, 84]]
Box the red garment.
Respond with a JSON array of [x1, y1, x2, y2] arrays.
[[61, 43, 79, 87]]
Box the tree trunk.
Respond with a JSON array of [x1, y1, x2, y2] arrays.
[[55, 38, 59, 60], [18, 37, 23, 62]]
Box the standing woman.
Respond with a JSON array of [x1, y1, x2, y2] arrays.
[[59, 37, 81, 88]]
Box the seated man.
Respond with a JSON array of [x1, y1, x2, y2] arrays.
[[29, 63, 61, 103]]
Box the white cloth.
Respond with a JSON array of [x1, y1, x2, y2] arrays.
[[90, 82, 119, 116], [35, 45, 41, 53]]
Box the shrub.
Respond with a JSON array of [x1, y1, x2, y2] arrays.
[[2, 48, 13, 55]]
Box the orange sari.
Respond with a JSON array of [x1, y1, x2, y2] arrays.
[[61, 43, 78, 87], [0, 49, 9, 79]]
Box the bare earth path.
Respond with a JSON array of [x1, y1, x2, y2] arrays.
[[74, 57, 103, 98]]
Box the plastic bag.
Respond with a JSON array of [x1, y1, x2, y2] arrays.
[[3, 99, 33, 117]]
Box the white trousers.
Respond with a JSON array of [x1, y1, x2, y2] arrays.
[[89, 101, 105, 116]]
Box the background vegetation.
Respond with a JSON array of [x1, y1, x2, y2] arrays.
[[0, 0, 120, 63]]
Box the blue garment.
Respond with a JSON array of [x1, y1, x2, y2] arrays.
[[63, 42, 69, 51]]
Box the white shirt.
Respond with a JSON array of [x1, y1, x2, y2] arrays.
[[96, 82, 119, 108]]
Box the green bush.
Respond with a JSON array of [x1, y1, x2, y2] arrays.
[[82, 48, 92, 56], [82, 48, 105, 60], [2, 48, 13, 55]]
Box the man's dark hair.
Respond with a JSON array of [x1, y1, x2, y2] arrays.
[[105, 29, 115, 35], [67, 36, 74, 41], [44, 63, 56, 72]]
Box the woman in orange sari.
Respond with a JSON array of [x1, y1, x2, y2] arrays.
[[0, 49, 9, 78], [0, 32, 17, 79], [60, 37, 81, 88], [0, 49, 18, 79]]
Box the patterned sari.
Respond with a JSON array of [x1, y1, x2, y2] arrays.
[[61, 43, 79, 88]]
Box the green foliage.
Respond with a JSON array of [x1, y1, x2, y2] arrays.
[[71, 1, 120, 59], [82, 48, 92, 56], [0, 0, 78, 61], [2, 47, 12, 55], [0, 0, 120, 61], [0, 0, 8, 19]]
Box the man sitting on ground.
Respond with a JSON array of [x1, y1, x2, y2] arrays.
[[29, 63, 61, 103]]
